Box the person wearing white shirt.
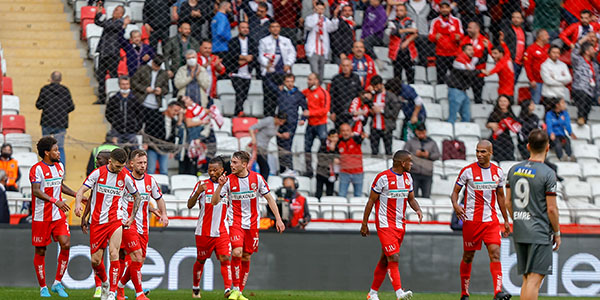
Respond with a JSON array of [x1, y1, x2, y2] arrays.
[[304, 1, 340, 81], [540, 45, 572, 101], [259, 22, 297, 116]]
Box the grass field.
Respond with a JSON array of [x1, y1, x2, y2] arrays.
[[0, 288, 585, 300]]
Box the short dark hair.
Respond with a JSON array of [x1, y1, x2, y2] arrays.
[[257, 2, 268, 10], [393, 150, 411, 162], [275, 111, 288, 120], [548, 45, 561, 54], [36, 137, 57, 158], [232, 151, 251, 163], [415, 123, 427, 131], [110, 148, 128, 164], [315, 0, 325, 6], [581, 41, 594, 55], [169, 100, 185, 108], [581, 9, 592, 16], [152, 54, 164, 66], [328, 129, 338, 136], [492, 46, 505, 55], [528, 129, 549, 153], [1, 144, 12, 152], [462, 43, 473, 51], [129, 149, 147, 161], [201, 39, 212, 45], [370, 75, 383, 86], [209, 156, 225, 167], [284, 73, 295, 81], [118, 75, 130, 83]]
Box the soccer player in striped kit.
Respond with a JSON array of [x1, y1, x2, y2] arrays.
[[187, 157, 232, 298], [450, 140, 512, 300], [30, 136, 80, 298], [75, 148, 141, 300], [361, 150, 422, 300], [212, 151, 286, 300]]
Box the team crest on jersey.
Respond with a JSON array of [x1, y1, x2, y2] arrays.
[[146, 185, 151, 191], [405, 178, 410, 186], [58, 170, 64, 176], [117, 180, 124, 187], [492, 174, 499, 182], [251, 183, 257, 190]]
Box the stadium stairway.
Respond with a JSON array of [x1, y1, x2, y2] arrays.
[[0, 0, 104, 190]]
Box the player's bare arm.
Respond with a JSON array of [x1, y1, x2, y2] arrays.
[[81, 198, 92, 234], [125, 192, 142, 227], [211, 173, 228, 205], [187, 182, 206, 209], [32, 182, 70, 212], [361, 190, 379, 236], [155, 197, 169, 226], [264, 192, 286, 233], [407, 191, 423, 224], [546, 195, 561, 251], [61, 182, 78, 198], [75, 185, 91, 217], [505, 187, 514, 218], [496, 186, 511, 237], [450, 183, 466, 221]]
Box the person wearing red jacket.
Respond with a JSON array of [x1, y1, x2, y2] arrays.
[[302, 73, 331, 177], [387, 3, 418, 84], [481, 33, 515, 101], [523, 29, 550, 104], [347, 41, 378, 89], [428, 0, 463, 84], [197, 40, 226, 100], [563, 0, 600, 25], [559, 10, 599, 48], [460, 21, 491, 103]]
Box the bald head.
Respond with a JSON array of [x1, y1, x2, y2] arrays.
[[476, 140, 493, 166], [477, 140, 492, 150], [50, 71, 62, 83]]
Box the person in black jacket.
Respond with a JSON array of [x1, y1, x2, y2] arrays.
[[487, 95, 517, 161], [143, 0, 175, 50], [331, 4, 355, 64], [247, 2, 272, 46], [330, 58, 362, 127], [178, 0, 213, 42], [105, 76, 141, 148], [94, 4, 130, 104], [143, 101, 184, 175], [0, 170, 8, 224], [225, 22, 258, 116], [518, 99, 543, 159], [36, 71, 75, 165], [447, 44, 481, 124], [500, 11, 528, 80]]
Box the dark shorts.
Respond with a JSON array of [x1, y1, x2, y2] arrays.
[[514, 242, 553, 275]]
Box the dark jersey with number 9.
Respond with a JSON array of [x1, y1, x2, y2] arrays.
[[507, 161, 557, 244]]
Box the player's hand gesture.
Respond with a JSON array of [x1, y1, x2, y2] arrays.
[[453, 203, 467, 221], [217, 172, 228, 186], [502, 222, 511, 237], [275, 219, 286, 233], [74, 202, 83, 217], [81, 219, 89, 235], [360, 223, 369, 236], [160, 214, 169, 227], [553, 234, 561, 251], [55, 200, 70, 212], [124, 216, 134, 228]]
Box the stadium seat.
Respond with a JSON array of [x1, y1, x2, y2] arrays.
[[411, 84, 435, 103], [295, 76, 308, 90], [378, 66, 394, 81], [471, 104, 494, 120], [296, 176, 312, 196], [589, 106, 600, 123], [582, 163, 600, 180], [555, 162, 582, 181], [174, 189, 193, 200], [392, 139, 405, 152], [212, 117, 232, 136], [499, 161, 519, 175], [128, 0, 145, 22], [248, 79, 263, 95], [2, 76, 13, 95], [216, 134, 239, 155], [152, 174, 170, 193], [105, 78, 120, 99], [573, 143, 600, 163], [415, 66, 427, 84], [349, 197, 369, 220], [306, 196, 321, 219], [363, 157, 388, 173], [532, 105, 545, 120], [4, 133, 32, 152], [373, 47, 390, 64], [292, 64, 311, 77], [463, 140, 477, 162], [564, 180, 591, 203], [323, 64, 339, 81], [170, 175, 198, 193], [13, 152, 38, 168], [408, 198, 433, 221], [217, 80, 234, 97], [430, 178, 455, 200], [320, 196, 348, 220], [161, 194, 180, 216], [2, 115, 26, 134], [268, 176, 283, 191], [426, 121, 453, 140], [219, 95, 236, 116], [79, 5, 102, 23], [232, 117, 258, 138], [453, 122, 481, 143], [434, 84, 447, 102], [425, 103, 443, 121], [443, 159, 468, 178], [591, 124, 600, 144], [570, 124, 591, 142], [2, 95, 20, 115]]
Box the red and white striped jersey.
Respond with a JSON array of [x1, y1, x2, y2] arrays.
[[220, 171, 270, 230], [194, 180, 229, 237], [372, 92, 385, 130], [121, 174, 162, 235], [84, 166, 138, 225], [185, 103, 209, 123], [371, 169, 413, 229], [456, 162, 505, 223], [29, 161, 65, 222]]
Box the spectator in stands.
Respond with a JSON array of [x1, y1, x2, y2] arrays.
[[563, 0, 600, 25], [546, 98, 577, 161], [481, 34, 515, 102], [447, 44, 480, 123], [337, 123, 364, 197], [403, 123, 439, 198], [571, 35, 600, 125], [0, 170, 8, 224], [428, 0, 463, 84], [131, 55, 169, 120], [385, 77, 426, 140], [541, 46, 572, 103], [248, 2, 273, 43], [330, 58, 362, 126], [250, 112, 288, 180], [487, 95, 518, 161], [367, 75, 401, 156], [305, 1, 340, 81], [457, 0, 486, 28], [348, 41, 377, 88], [533, 0, 561, 39], [405, 0, 435, 64], [560, 10, 598, 49], [259, 22, 297, 117], [122, 30, 155, 77], [331, 4, 356, 63], [174, 49, 210, 106], [301, 0, 330, 20], [246, 0, 275, 18], [225, 22, 258, 116], [460, 22, 491, 104], [178, 0, 212, 41], [273, 0, 302, 43], [36, 71, 74, 165], [362, 0, 388, 69], [302, 73, 331, 177], [86, 133, 118, 175], [315, 129, 339, 199], [182, 95, 211, 146], [277, 177, 311, 229], [388, 3, 418, 84], [143, 0, 173, 50], [163, 22, 201, 79], [501, 11, 527, 82], [211, 1, 232, 58], [517, 99, 543, 159], [94, 4, 130, 104], [105, 76, 141, 146], [197, 41, 226, 102], [523, 29, 550, 104], [144, 101, 185, 174], [0, 144, 19, 192]]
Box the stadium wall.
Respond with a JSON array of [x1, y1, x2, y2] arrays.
[[0, 226, 598, 297]]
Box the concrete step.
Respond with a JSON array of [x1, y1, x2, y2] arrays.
[[0, 0, 63, 3], [0, 21, 70, 31], [0, 12, 66, 22], [0, 4, 64, 13], [1, 39, 76, 49], [0, 30, 75, 40], [13, 76, 91, 88], [8, 57, 84, 68], [15, 88, 96, 100], [4, 48, 84, 59], [6, 66, 89, 77]]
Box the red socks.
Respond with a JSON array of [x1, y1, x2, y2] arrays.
[[370, 260, 387, 291], [192, 260, 204, 288], [109, 260, 120, 292], [93, 261, 108, 283], [387, 261, 402, 291], [129, 261, 143, 294], [119, 258, 130, 286], [54, 249, 70, 283], [231, 256, 242, 289], [460, 261, 472, 297], [34, 254, 46, 288], [490, 261, 503, 295], [221, 260, 232, 289], [240, 260, 251, 291]]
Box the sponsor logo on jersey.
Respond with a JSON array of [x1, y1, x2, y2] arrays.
[[473, 181, 498, 190], [230, 190, 256, 201], [98, 184, 124, 196], [388, 189, 409, 199], [514, 167, 536, 178], [44, 177, 62, 187], [205, 194, 213, 204]]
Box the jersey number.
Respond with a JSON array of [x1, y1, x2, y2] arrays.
[[514, 177, 530, 209]]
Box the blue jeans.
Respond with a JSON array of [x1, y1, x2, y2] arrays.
[[339, 172, 363, 198], [147, 148, 169, 175], [532, 83, 543, 104], [513, 63, 523, 84], [448, 88, 471, 124], [42, 127, 66, 164]]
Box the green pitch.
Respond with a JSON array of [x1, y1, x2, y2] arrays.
[[0, 288, 585, 300]]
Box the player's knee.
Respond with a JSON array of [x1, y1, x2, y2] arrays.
[[218, 255, 231, 262], [60, 241, 71, 250], [196, 258, 206, 264], [242, 252, 252, 261], [232, 248, 243, 258], [35, 247, 46, 256], [131, 250, 143, 262], [387, 253, 400, 262], [462, 252, 475, 263], [91, 257, 102, 266]]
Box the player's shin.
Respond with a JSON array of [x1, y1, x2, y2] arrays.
[[240, 260, 251, 291], [387, 261, 402, 291], [109, 260, 121, 293], [370, 259, 387, 291], [460, 261, 472, 296], [54, 248, 70, 284], [92, 261, 108, 283], [129, 261, 144, 295], [33, 253, 47, 288], [192, 260, 204, 288], [490, 261, 503, 295], [221, 260, 232, 288], [231, 256, 242, 289]]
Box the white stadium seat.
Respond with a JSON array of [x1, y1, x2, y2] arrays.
[[170, 175, 198, 193], [426, 121, 453, 140], [454, 122, 481, 143], [13, 152, 38, 168], [564, 181, 592, 202], [570, 124, 591, 142], [320, 196, 348, 220], [2, 95, 20, 115], [555, 162, 582, 181]]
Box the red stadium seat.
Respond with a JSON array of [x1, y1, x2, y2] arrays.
[[118, 49, 128, 76], [3, 77, 13, 95], [80, 6, 104, 40], [141, 25, 150, 45], [232, 117, 258, 138], [2, 115, 25, 134]]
